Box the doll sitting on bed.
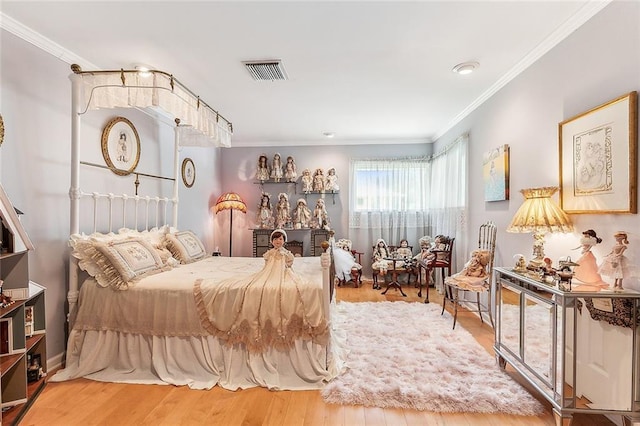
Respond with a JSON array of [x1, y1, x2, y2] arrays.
[[265, 229, 294, 268]]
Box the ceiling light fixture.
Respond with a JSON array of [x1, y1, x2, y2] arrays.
[[133, 64, 153, 78], [322, 132, 336, 138], [452, 61, 479, 75]]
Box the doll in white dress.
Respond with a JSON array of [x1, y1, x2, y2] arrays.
[[599, 231, 631, 290], [271, 153, 283, 182], [257, 193, 274, 229], [275, 192, 291, 228], [396, 239, 412, 259], [312, 168, 325, 192], [284, 156, 297, 183], [292, 198, 312, 228], [312, 198, 330, 230], [301, 169, 313, 193], [325, 168, 339, 191], [372, 238, 391, 289], [256, 154, 270, 182]]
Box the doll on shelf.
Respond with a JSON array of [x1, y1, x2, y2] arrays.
[[257, 193, 274, 229], [275, 192, 291, 228], [301, 169, 313, 194], [271, 153, 283, 182], [312, 198, 330, 230], [312, 168, 325, 192], [256, 154, 270, 182], [599, 231, 631, 291], [325, 168, 339, 192], [284, 156, 297, 183], [572, 229, 608, 287], [292, 198, 312, 229]]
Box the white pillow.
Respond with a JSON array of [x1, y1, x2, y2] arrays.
[[165, 230, 207, 264]]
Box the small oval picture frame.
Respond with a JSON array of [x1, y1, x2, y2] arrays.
[[0, 114, 4, 147], [182, 157, 196, 188], [101, 116, 141, 176]]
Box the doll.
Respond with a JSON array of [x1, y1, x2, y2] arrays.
[[257, 193, 274, 229], [334, 239, 363, 284], [312, 198, 330, 230], [270, 153, 283, 182], [292, 198, 312, 229], [372, 238, 391, 288], [312, 168, 325, 192], [396, 239, 412, 259], [599, 231, 630, 290], [256, 154, 270, 182], [414, 236, 433, 261], [284, 156, 297, 183], [301, 169, 313, 193], [275, 192, 291, 228], [325, 168, 339, 191], [573, 229, 607, 287], [445, 249, 490, 290]]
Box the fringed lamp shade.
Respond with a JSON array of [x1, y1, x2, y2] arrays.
[[214, 192, 247, 256], [507, 187, 574, 268]]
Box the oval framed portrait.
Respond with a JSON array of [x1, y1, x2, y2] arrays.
[[182, 157, 196, 188], [0, 114, 4, 147], [101, 116, 141, 176]]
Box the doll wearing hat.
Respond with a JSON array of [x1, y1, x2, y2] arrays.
[[265, 229, 295, 268], [573, 229, 608, 287], [599, 231, 631, 290]]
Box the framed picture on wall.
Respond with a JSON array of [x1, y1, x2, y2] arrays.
[[182, 158, 196, 188], [101, 116, 141, 176], [483, 144, 510, 202], [559, 91, 638, 214]]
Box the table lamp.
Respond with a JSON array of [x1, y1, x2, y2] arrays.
[[507, 186, 573, 269], [214, 192, 247, 256]]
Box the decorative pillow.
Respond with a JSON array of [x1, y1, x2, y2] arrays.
[[69, 231, 131, 278], [165, 230, 207, 264], [93, 238, 166, 290]]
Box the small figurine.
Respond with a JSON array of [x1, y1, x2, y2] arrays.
[[396, 239, 412, 259], [275, 192, 291, 228], [257, 193, 274, 229], [256, 154, 270, 182], [284, 156, 297, 183], [325, 167, 339, 192], [292, 198, 312, 229], [573, 229, 607, 286], [271, 153, 283, 182], [599, 231, 630, 291], [301, 169, 313, 194], [312, 198, 330, 230], [513, 254, 527, 272], [312, 168, 325, 192]]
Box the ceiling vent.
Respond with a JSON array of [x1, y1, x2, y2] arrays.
[[243, 60, 288, 81]]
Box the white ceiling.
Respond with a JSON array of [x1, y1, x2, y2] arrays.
[[1, 1, 609, 147]]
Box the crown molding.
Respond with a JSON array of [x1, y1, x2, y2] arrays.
[[434, 0, 612, 141]]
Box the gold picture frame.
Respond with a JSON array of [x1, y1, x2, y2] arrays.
[[182, 158, 196, 188], [559, 91, 638, 214], [101, 116, 141, 176]]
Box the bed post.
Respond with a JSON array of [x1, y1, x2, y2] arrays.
[[172, 119, 180, 228], [68, 67, 83, 326]]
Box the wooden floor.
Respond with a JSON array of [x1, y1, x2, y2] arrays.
[[20, 281, 616, 426]]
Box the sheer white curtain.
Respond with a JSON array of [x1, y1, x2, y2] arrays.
[[348, 135, 468, 275]]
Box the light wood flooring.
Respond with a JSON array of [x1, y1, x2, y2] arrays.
[[19, 281, 616, 426]]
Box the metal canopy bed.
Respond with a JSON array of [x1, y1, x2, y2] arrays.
[[53, 65, 343, 390]]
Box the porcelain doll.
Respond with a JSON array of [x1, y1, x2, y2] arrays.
[[396, 239, 412, 259], [413, 236, 432, 261], [284, 156, 297, 183], [572, 229, 607, 287], [445, 249, 490, 290], [301, 169, 313, 193], [257, 193, 274, 229], [256, 154, 270, 182], [372, 239, 391, 288], [334, 239, 363, 283], [312, 198, 330, 230], [312, 168, 325, 192], [275, 192, 291, 228], [292, 198, 312, 229], [599, 231, 630, 290], [270, 153, 283, 182], [325, 168, 339, 191]]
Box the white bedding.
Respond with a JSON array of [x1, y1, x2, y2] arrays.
[[52, 256, 346, 390]]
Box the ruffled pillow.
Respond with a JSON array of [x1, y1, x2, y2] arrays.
[[165, 230, 207, 264]]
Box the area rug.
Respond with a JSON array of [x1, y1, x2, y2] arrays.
[[322, 301, 544, 415]]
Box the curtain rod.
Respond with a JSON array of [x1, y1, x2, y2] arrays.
[[71, 64, 233, 133]]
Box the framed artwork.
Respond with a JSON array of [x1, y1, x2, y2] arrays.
[[0, 113, 4, 146], [483, 144, 510, 202], [182, 157, 196, 188], [101, 116, 141, 176], [559, 91, 638, 214]]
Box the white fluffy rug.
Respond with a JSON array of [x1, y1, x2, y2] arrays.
[[322, 301, 544, 415]]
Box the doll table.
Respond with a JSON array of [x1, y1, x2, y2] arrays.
[[379, 257, 409, 297]]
